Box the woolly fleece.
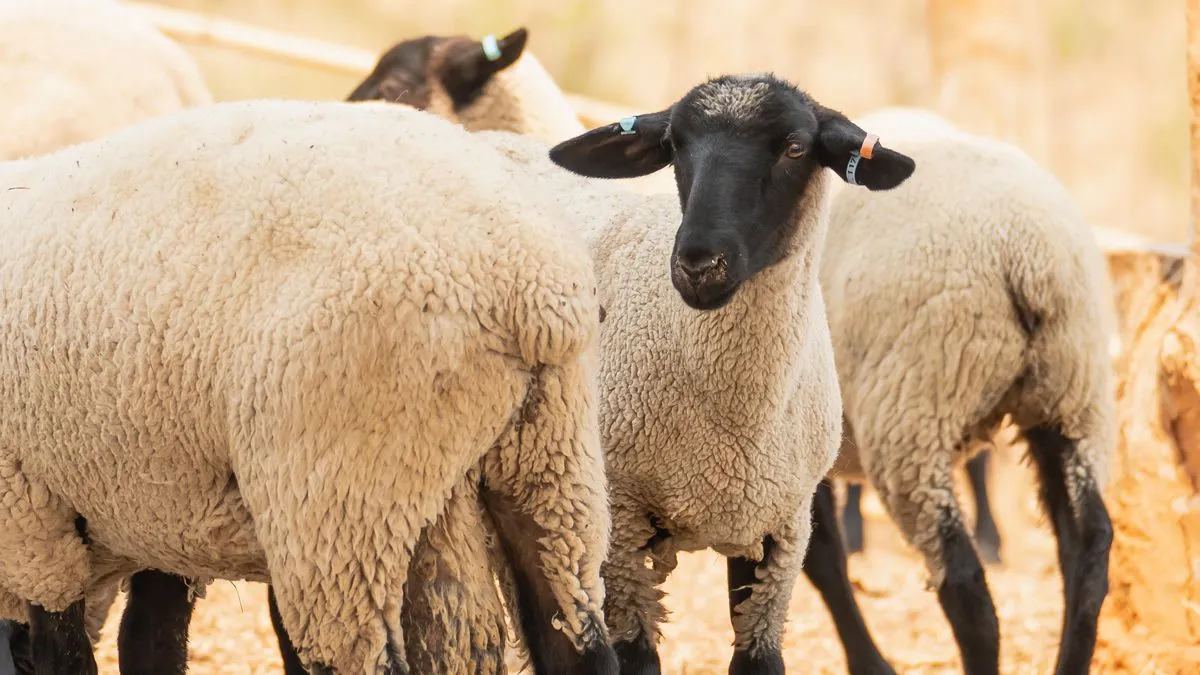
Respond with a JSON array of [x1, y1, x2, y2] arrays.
[[475, 125, 842, 654], [0, 0, 213, 161], [0, 99, 609, 671], [821, 107, 1117, 587]]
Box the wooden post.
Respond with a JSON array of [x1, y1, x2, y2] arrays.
[[1096, 2, 1200, 666]]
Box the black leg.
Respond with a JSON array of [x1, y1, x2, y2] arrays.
[[612, 632, 660, 675], [3, 621, 31, 675], [802, 480, 896, 675], [117, 570, 196, 675], [481, 488, 618, 675], [267, 585, 307, 675], [726, 537, 784, 675], [1025, 426, 1112, 675], [0, 620, 19, 675], [27, 600, 96, 675], [934, 510, 1000, 675], [841, 483, 866, 555], [965, 451, 1002, 564]]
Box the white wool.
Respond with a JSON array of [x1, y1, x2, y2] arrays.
[[0, 0, 213, 160]]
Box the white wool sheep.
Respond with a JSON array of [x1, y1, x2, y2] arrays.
[[346, 28, 676, 196], [471, 74, 915, 672], [820, 106, 1117, 675], [0, 99, 615, 674], [0, 0, 213, 160]]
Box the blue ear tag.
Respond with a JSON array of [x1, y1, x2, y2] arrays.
[[618, 116, 637, 135], [481, 34, 502, 62], [844, 153, 862, 186]]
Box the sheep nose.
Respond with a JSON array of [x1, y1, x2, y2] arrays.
[[676, 252, 724, 285]]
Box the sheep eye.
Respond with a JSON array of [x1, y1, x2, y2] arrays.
[[785, 143, 806, 159]]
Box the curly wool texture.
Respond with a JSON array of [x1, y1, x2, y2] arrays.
[[477, 128, 843, 651], [0, 99, 609, 671], [0, 0, 212, 161], [821, 107, 1116, 586], [401, 469, 507, 675]]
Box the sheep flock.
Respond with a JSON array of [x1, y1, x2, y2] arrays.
[[0, 1, 1185, 674]]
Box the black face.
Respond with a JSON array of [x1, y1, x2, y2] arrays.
[[345, 28, 528, 110], [548, 74, 917, 311]]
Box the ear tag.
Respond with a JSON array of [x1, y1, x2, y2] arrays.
[[618, 116, 637, 135], [844, 132, 879, 186], [481, 34, 502, 62]]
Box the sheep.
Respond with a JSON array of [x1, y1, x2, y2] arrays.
[[346, 28, 676, 196], [810, 106, 1116, 675], [0, 0, 213, 160], [494, 73, 913, 673], [0, 98, 617, 674], [347, 27, 583, 146]]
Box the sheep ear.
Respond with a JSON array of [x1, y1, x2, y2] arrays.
[[814, 109, 915, 191], [549, 109, 673, 179], [440, 28, 528, 102]]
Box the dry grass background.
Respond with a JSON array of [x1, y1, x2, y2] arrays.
[[84, 1, 1196, 672]]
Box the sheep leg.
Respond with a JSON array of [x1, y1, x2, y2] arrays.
[[265, 487, 508, 675], [0, 465, 93, 675], [840, 482, 866, 554], [600, 507, 670, 675], [27, 600, 96, 675], [266, 587, 305, 675], [801, 480, 895, 675], [1024, 426, 1112, 675], [0, 620, 18, 675], [725, 507, 810, 675], [401, 471, 506, 675], [965, 451, 1002, 564], [481, 363, 617, 675], [116, 570, 196, 675], [875, 453, 999, 675]]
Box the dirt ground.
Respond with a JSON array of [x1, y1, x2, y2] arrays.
[[88, 444, 1178, 674]]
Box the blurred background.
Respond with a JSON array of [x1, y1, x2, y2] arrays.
[[148, 0, 1187, 244]]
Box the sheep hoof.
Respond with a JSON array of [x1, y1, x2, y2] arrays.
[[728, 648, 784, 675]]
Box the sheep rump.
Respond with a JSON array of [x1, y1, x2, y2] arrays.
[[0, 99, 610, 672]]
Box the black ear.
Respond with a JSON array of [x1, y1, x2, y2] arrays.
[[813, 109, 915, 191], [440, 28, 529, 105], [548, 109, 674, 179]]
